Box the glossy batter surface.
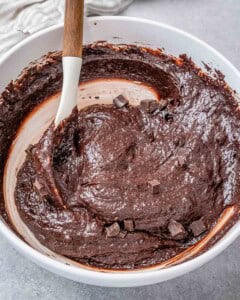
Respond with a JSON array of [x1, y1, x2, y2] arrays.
[[13, 45, 240, 269]]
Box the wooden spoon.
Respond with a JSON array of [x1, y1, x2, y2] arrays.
[[55, 0, 84, 126]]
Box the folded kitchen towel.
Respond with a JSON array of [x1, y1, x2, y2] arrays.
[[0, 0, 134, 56], [86, 0, 133, 15]]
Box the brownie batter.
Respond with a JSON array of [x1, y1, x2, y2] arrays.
[[2, 44, 240, 270]]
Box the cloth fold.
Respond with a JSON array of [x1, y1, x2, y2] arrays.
[[0, 0, 134, 56]]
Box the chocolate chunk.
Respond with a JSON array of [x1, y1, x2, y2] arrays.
[[148, 131, 155, 142], [178, 156, 187, 169], [148, 179, 160, 194], [33, 180, 49, 198], [119, 160, 129, 170], [178, 156, 185, 167], [33, 179, 42, 190], [214, 175, 222, 186], [140, 99, 158, 113], [124, 219, 134, 232], [173, 138, 180, 147], [168, 98, 175, 105], [113, 95, 129, 108], [149, 101, 159, 113], [168, 219, 187, 240], [174, 136, 185, 147], [105, 222, 120, 237], [118, 230, 127, 238], [164, 112, 173, 122], [158, 99, 168, 110], [179, 137, 185, 147], [215, 132, 226, 146], [140, 99, 153, 111], [189, 219, 207, 237]]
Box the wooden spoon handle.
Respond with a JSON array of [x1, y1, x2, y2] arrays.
[[63, 0, 84, 57]]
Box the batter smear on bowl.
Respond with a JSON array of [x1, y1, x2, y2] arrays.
[[7, 44, 240, 269]]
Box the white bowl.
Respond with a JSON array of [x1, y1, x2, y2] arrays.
[[0, 16, 240, 288]]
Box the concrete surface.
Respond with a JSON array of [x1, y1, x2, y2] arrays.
[[1, 0, 240, 299]]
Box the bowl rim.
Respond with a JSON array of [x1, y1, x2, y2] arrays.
[[0, 15, 240, 286]]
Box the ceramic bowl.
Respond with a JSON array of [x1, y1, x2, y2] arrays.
[[1, 16, 240, 287]]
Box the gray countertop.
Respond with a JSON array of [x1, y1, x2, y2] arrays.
[[1, 1, 240, 299]]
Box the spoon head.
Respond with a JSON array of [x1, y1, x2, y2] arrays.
[[55, 57, 82, 126]]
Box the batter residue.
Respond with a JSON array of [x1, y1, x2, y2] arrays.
[[10, 44, 240, 269]]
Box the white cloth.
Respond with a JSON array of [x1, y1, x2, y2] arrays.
[[0, 0, 134, 56]]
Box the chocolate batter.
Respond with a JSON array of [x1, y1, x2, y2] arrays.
[[2, 44, 240, 270]]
